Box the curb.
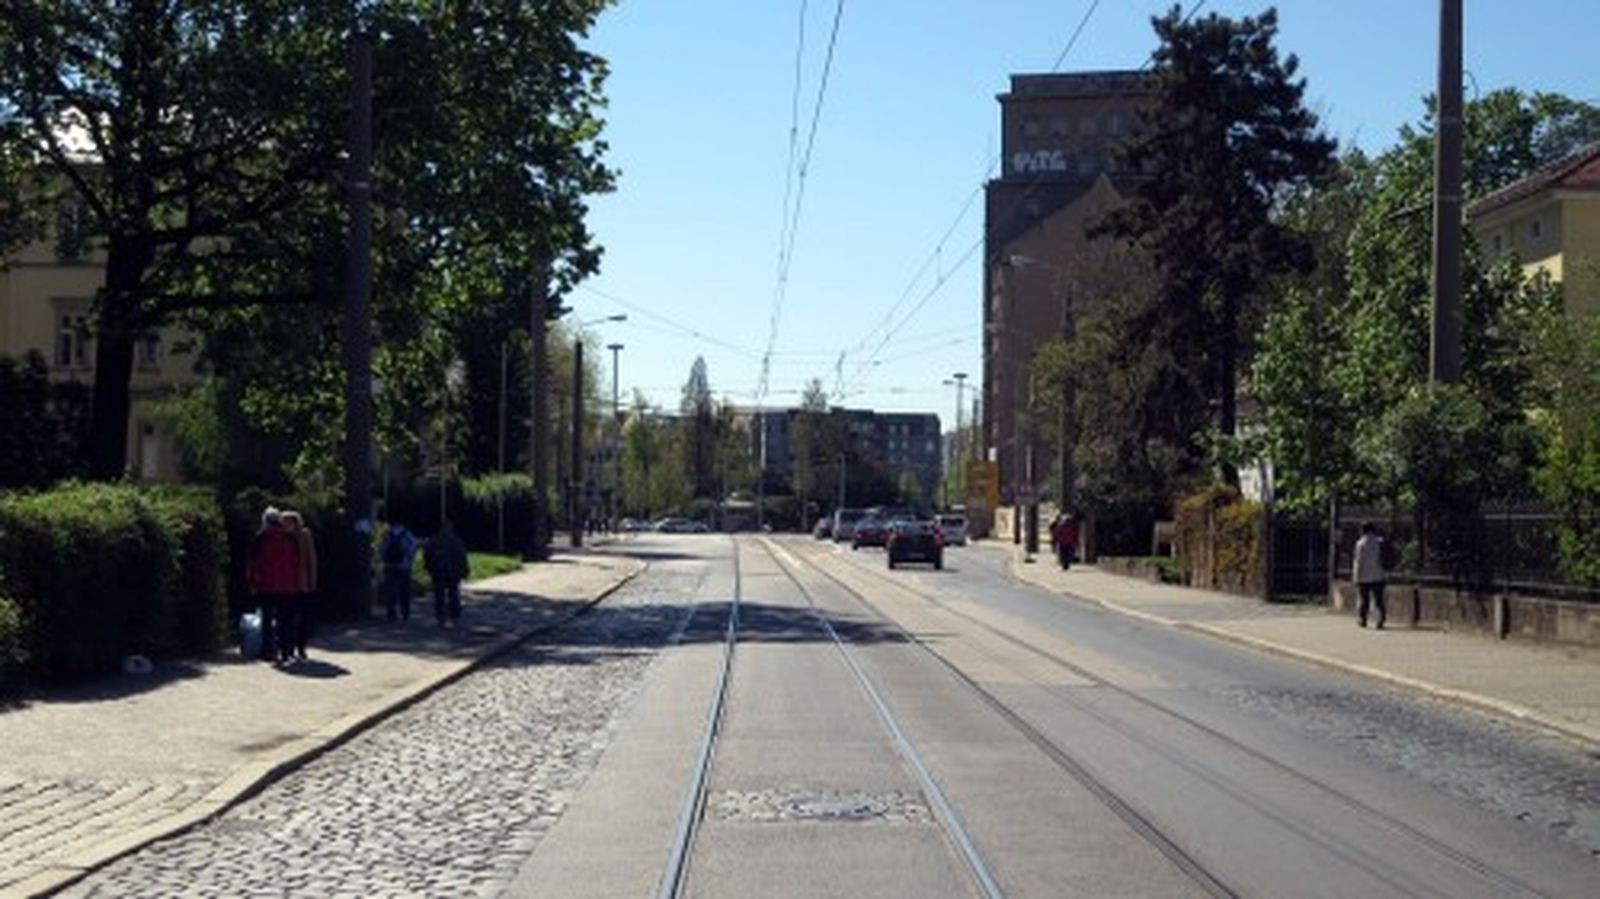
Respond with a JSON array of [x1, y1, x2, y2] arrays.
[[1002, 551, 1600, 750], [9, 558, 644, 899]]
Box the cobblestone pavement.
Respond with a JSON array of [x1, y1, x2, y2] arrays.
[[1, 558, 634, 896], [1222, 682, 1600, 859], [60, 560, 708, 898]]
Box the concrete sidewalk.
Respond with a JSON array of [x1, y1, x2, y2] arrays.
[[0, 551, 643, 899], [984, 544, 1600, 748]]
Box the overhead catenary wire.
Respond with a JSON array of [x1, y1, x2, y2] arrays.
[[836, 0, 1212, 401], [759, 0, 848, 403]]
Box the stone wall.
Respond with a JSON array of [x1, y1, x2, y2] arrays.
[[1330, 581, 1600, 648]]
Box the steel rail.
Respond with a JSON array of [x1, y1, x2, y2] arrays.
[[759, 538, 1006, 899], [655, 537, 742, 899], [821, 545, 1543, 898]]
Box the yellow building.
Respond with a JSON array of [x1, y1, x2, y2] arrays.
[[0, 214, 199, 480], [1468, 141, 1600, 314]]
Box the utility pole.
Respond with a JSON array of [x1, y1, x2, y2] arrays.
[[836, 452, 847, 513], [530, 276, 551, 560], [756, 413, 767, 532], [571, 339, 585, 548], [497, 339, 508, 552], [607, 342, 623, 529], [340, 26, 374, 615], [1431, 0, 1464, 384]]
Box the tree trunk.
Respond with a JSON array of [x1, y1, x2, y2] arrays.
[[88, 239, 154, 480], [1217, 296, 1240, 489]]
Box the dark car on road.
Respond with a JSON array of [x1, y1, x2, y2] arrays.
[[852, 516, 891, 549], [812, 516, 833, 539], [887, 519, 943, 569]]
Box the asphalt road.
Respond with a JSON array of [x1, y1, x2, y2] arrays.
[[56, 534, 1600, 897], [777, 534, 1600, 897]]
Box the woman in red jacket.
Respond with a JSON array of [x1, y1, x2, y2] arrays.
[[247, 507, 302, 663]]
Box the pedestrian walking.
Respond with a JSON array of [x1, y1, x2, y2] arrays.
[[279, 510, 318, 661], [1352, 523, 1389, 629], [380, 521, 418, 623], [424, 521, 469, 627], [1051, 512, 1078, 570], [246, 507, 301, 663]]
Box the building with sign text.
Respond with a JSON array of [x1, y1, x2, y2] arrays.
[[982, 70, 1155, 517]]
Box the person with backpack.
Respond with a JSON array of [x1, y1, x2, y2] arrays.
[[424, 521, 470, 628], [380, 522, 418, 623], [246, 507, 301, 663], [1352, 523, 1391, 629]]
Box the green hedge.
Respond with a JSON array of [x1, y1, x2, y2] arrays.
[[0, 483, 228, 686], [0, 595, 24, 692], [1174, 485, 1267, 597], [385, 474, 536, 555]]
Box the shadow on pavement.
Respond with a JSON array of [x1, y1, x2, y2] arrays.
[[275, 658, 350, 679], [9, 661, 210, 707]]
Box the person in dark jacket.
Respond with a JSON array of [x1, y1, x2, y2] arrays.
[[424, 521, 470, 627], [380, 522, 417, 622], [1050, 512, 1078, 570], [246, 507, 302, 663]]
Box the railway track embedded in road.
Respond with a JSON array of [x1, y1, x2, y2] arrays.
[[802, 541, 1550, 899]]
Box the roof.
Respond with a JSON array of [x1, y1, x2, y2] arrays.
[[1468, 140, 1600, 219]]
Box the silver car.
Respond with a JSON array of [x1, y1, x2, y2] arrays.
[[937, 514, 969, 546]]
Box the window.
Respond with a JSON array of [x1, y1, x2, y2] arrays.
[[54, 302, 92, 370], [1107, 112, 1127, 136], [1079, 115, 1097, 136], [137, 334, 160, 369], [1529, 218, 1543, 240], [1492, 233, 1503, 253]]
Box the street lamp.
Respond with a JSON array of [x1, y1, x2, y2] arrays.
[[607, 342, 625, 530], [1001, 254, 1074, 560], [565, 313, 626, 547], [941, 372, 968, 510]]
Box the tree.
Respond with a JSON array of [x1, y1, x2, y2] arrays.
[[1095, 5, 1336, 484], [790, 378, 837, 510], [0, 1, 615, 479], [679, 357, 717, 499]]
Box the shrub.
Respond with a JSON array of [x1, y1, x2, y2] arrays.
[[144, 487, 230, 655], [1174, 485, 1266, 596], [0, 483, 178, 681]]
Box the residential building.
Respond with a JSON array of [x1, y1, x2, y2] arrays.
[[982, 70, 1155, 503], [1468, 140, 1600, 314], [739, 406, 942, 505], [0, 210, 199, 480]]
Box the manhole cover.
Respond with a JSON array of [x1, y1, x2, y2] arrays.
[[709, 789, 932, 824]]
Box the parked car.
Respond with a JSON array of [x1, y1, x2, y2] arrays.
[[619, 517, 650, 533], [852, 516, 890, 549], [655, 517, 708, 533], [832, 508, 866, 542], [812, 516, 833, 539], [887, 519, 943, 569], [937, 514, 969, 546]]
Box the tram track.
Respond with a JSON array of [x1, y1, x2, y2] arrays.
[[799, 540, 1549, 899]]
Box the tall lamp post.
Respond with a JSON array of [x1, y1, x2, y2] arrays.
[[1003, 254, 1073, 560], [942, 372, 968, 509], [607, 342, 625, 529], [566, 314, 626, 548]]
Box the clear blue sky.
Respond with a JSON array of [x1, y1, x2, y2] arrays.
[[578, 1, 1597, 431]]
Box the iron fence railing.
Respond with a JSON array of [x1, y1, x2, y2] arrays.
[[1333, 500, 1600, 602]]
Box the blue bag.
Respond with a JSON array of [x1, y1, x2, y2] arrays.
[[240, 611, 263, 660]]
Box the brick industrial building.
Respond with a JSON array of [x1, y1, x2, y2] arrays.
[[982, 70, 1154, 510]]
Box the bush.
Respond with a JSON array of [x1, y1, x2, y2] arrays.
[[0, 483, 180, 681], [144, 487, 230, 655], [1174, 485, 1266, 596], [384, 474, 536, 556]]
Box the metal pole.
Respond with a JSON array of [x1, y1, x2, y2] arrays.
[[571, 338, 585, 548], [497, 340, 507, 552], [530, 277, 551, 560], [340, 27, 374, 615], [608, 342, 623, 529], [1430, 0, 1464, 384], [837, 452, 846, 512]]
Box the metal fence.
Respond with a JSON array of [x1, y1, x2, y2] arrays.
[[1333, 500, 1600, 602]]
